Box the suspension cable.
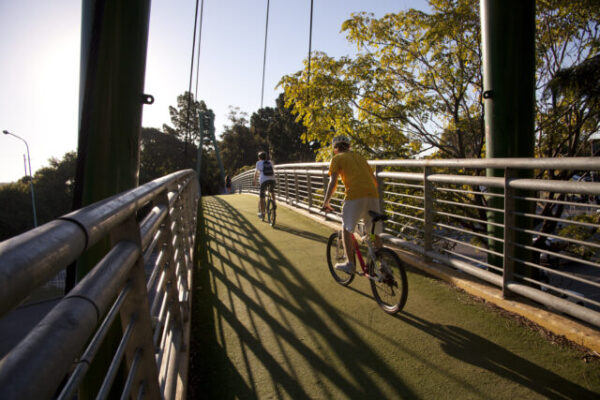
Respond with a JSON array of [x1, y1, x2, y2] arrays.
[[194, 0, 205, 100], [184, 0, 201, 165], [260, 0, 270, 109], [307, 0, 314, 86]]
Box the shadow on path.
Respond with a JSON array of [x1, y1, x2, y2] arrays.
[[397, 312, 598, 400], [189, 196, 417, 399], [189, 195, 599, 399]]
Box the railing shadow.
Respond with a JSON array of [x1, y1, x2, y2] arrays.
[[189, 195, 597, 399], [396, 311, 597, 400], [270, 222, 330, 243], [189, 196, 417, 399]]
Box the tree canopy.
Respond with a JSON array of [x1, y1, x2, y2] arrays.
[[279, 0, 599, 161]]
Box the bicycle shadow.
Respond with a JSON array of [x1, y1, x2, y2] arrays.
[[396, 311, 598, 399], [189, 196, 419, 399], [269, 221, 330, 243]]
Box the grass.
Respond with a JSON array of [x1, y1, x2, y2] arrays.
[[188, 194, 600, 399]]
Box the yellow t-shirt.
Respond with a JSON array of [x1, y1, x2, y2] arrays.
[[328, 151, 378, 200]]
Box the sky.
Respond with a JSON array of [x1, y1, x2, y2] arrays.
[[0, 0, 427, 183]]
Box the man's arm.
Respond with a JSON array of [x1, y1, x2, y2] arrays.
[[322, 171, 338, 211], [253, 168, 259, 186]]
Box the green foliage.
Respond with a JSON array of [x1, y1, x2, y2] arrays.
[[140, 127, 196, 183], [140, 127, 221, 195], [0, 181, 32, 240], [535, 0, 600, 159], [34, 152, 77, 223], [0, 152, 76, 241], [218, 94, 316, 178], [279, 0, 483, 160], [163, 91, 208, 145], [280, 0, 599, 164], [558, 214, 600, 259], [219, 108, 262, 175], [250, 93, 316, 164]]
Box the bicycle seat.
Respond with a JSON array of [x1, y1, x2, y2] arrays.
[[368, 210, 388, 223]]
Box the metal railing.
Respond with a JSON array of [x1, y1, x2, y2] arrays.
[[0, 169, 198, 400], [233, 158, 600, 328]]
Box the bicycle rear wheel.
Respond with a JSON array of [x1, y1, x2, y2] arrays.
[[326, 232, 354, 286], [266, 198, 276, 227], [369, 247, 408, 314]]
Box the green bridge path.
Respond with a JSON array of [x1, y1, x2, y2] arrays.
[[188, 194, 599, 399]]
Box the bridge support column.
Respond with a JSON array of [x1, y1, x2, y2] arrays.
[[69, 1, 154, 398], [481, 0, 535, 275]]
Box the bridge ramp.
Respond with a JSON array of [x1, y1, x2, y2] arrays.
[[188, 194, 600, 399]]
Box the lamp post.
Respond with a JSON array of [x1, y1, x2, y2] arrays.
[[3, 130, 38, 227]]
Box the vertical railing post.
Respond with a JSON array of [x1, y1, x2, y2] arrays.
[[503, 168, 516, 298], [108, 217, 161, 400], [423, 166, 434, 260], [154, 188, 185, 336], [322, 167, 329, 210], [284, 171, 290, 204], [375, 165, 384, 211], [174, 184, 191, 322], [307, 172, 313, 209], [294, 171, 300, 205], [375, 165, 385, 231]]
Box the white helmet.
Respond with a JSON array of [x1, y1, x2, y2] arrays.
[[332, 135, 350, 147]]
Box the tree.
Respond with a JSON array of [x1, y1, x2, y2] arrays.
[[279, 0, 599, 251], [280, 0, 482, 160], [0, 181, 32, 241], [140, 127, 196, 183], [34, 152, 77, 223], [219, 107, 263, 175], [251, 93, 316, 164], [535, 1, 599, 160], [532, 1, 600, 254], [163, 91, 208, 166], [0, 152, 77, 241]]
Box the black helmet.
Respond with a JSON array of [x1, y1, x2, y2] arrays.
[[258, 151, 267, 160]]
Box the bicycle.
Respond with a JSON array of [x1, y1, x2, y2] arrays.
[[265, 184, 276, 227], [259, 181, 277, 227], [326, 210, 408, 314]]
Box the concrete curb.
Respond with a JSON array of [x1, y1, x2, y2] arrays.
[[267, 194, 600, 354]]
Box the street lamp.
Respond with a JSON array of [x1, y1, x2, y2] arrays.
[[3, 130, 38, 227]]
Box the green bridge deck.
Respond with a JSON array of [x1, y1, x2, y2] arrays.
[[188, 194, 599, 399]]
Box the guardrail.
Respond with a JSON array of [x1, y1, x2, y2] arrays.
[[232, 158, 600, 328], [0, 169, 198, 400]]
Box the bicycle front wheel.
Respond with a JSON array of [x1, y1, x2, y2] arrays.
[[369, 248, 408, 314], [267, 198, 276, 227], [326, 232, 354, 286]]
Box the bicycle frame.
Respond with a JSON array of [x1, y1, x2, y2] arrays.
[[348, 233, 379, 279]]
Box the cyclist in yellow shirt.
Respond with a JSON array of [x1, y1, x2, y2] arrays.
[[321, 135, 382, 274]]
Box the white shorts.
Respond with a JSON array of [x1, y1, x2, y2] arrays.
[[342, 197, 383, 235]]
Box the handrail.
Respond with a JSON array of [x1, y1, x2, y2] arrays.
[[0, 169, 199, 400], [232, 158, 600, 328]]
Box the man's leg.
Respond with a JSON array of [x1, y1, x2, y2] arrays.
[[335, 199, 360, 274], [270, 185, 276, 207], [260, 198, 266, 214], [341, 228, 355, 265], [258, 183, 266, 217]]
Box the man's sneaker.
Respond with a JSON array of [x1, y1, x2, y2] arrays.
[[258, 212, 264, 219], [334, 261, 355, 275]]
